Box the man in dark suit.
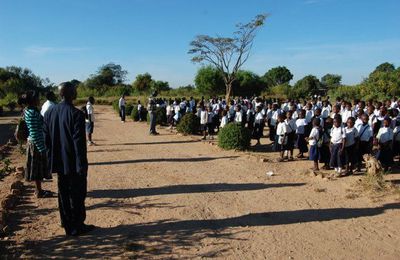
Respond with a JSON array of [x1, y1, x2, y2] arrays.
[[44, 82, 96, 236]]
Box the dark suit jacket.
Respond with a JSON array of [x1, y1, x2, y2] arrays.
[[44, 101, 88, 176]]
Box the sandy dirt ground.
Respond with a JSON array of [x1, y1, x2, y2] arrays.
[[2, 105, 400, 259]]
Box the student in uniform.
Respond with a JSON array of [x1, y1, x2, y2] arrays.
[[356, 114, 373, 171], [207, 106, 215, 139], [234, 105, 243, 125], [220, 109, 228, 129], [199, 105, 208, 140], [307, 118, 321, 171], [253, 106, 264, 145], [343, 117, 359, 175], [284, 110, 296, 161], [320, 117, 333, 170], [118, 94, 126, 122], [295, 110, 308, 158], [137, 100, 143, 122], [376, 117, 394, 171], [86, 97, 95, 145], [393, 118, 400, 165], [276, 114, 288, 160], [330, 116, 346, 176]]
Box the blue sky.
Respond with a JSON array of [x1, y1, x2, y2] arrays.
[[0, 0, 399, 87]]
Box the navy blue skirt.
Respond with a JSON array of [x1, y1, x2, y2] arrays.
[[309, 145, 319, 161], [296, 134, 308, 153], [376, 146, 393, 167], [85, 122, 94, 134], [330, 143, 344, 168]]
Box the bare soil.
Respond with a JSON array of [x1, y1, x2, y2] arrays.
[[2, 105, 400, 259]]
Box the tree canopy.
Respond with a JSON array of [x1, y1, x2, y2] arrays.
[[189, 14, 267, 101], [263, 66, 293, 87], [85, 63, 128, 89], [194, 66, 225, 95], [321, 74, 342, 89], [292, 75, 321, 98]]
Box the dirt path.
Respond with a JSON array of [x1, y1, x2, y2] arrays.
[[4, 106, 400, 259]]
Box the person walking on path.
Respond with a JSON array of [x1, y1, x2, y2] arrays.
[[19, 91, 53, 198], [118, 94, 126, 123], [44, 82, 96, 236], [148, 91, 159, 135], [86, 96, 95, 145]]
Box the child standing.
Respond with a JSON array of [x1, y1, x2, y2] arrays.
[[220, 109, 228, 129], [307, 118, 321, 171], [207, 106, 215, 139], [319, 117, 333, 170], [356, 114, 373, 171], [276, 114, 288, 160], [344, 117, 359, 175], [253, 106, 264, 145], [376, 117, 394, 171], [330, 117, 346, 176], [137, 100, 143, 122], [295, 110, 308, 158], [284, 111, 296, 160], [199, 105, 208, 140]]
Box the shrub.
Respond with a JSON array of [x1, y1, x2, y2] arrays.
[[131, 107, 148, 121], [125, 103, 134, 116], [218, 123, 251, 150], [177, 113, 200, 135], [146, 107, 167, 125], [112, 100, 120, 113]]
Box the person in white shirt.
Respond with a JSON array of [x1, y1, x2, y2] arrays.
[[199, 105, 208, 140], [376, 117, 394, 171], [307, 118, 321, 171], [284, 110, 297, 160], [137, 100, 143, 122], [276, 114, 288, 159], [253, 106, 264, 145], [166, 101, 174, 129], [321, 101, 331, 119], [393, 119, 400, 163], [234, 105, 243, 125], [344, 117, 359, 175], [41, 91, 56, 117], [295, 110, 308, 158], [269, 103, 281, 143], [206, 106, 215, 140], [220, 110, 228, 129], [118, 94, 126, 122], [330, 117, 346, 175], [86, 97, 95, 145], [356, 114, 373, 171]]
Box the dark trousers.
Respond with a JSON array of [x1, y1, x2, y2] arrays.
[[57, 173, 87, 233], [120, 106, 126, 122], [149, 112, 157, 133]]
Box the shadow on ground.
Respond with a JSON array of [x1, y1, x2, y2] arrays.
[[12, 202, 400, 259]]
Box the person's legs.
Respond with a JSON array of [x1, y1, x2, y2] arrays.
[[121, 106, 125, 122], [149, 112, 157, 134], [57, 174, 73, 234], [70, 174, 87, 229]]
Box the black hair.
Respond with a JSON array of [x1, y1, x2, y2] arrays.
[[59, 81, 77, 102], [46, 91, 56, 102], [18, 91, 39, 106]]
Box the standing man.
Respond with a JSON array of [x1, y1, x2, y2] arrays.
[[44, 82, 96, 236], [147, 91, 159, 135], [40, 91, 57, 117], [86, 96, 95, 145], [118, 94, 126, 123]]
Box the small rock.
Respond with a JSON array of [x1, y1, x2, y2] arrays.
[[260, 158, 268, 163], [266, 171, 275, 177]]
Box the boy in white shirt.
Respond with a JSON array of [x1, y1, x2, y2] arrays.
[[307, 118, 321, 171], [344, 117, 359, 175], [330, 117, 346, 176], [86, 97, 95, 145], [376, 117, 394, 171], [356, 114, 373, 171], [276, 114, 288, 160]]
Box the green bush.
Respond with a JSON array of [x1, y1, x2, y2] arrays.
[[131, 107, 148, 121], [176, 113, 200, 135], [146, 107, 167, 125], [125, 103, 134, 116], [218, 123, 251, 151]]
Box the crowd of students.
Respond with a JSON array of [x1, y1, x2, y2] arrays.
[[149, 95, 400, 176]]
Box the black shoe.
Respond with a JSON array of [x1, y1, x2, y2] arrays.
[[67, 224, 97, 237]]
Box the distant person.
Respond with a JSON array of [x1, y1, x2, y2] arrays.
[[137, 100, 143, 122], [86, 96, 95, 145], [19, 91, 53, 198], [118, 94, 126, 123], [40, 91, 57, 117], [44, 82, 96, 236], [147, 91, 159, 135]]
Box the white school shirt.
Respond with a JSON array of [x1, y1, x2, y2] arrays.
[[270, 110, 281, 126], [86, 102, 94, 122], [305, 110, 314, 124], [118, 98, 125, 108], [295, 118, 307, 134], [355, 118, 363, 129], [321, 106, 330, 119], [166, 105, 172, 116], [330, 126, 345, 144], [308, 127, 319, 146], [234, 111, 243, 123], [207, 112, 214, 124], [377, 127, 393, 144], [220, 116, 228, 128], [357, 123, 373, 142], [344, 127, 358, 147], [40, 100, 55, 117], [393, 126, 400, 141], [200, 110, 208, 125], [276, 122, 287, 137], [255, 112, 264, 121], [341, 109, 353, 124], [368, 114, 377, 127], [285, 118, 297, 134], [292, 110, 299, 120]]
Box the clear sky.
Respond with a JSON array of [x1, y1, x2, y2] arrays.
[[0, 0, 399, 87]]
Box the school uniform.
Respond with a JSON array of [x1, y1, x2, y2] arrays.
[[356, 123, 373, 163], [296, 118, 308, 153], [269, 109, 280, 142], [321, 106, 330, 119], [393, 126, 400, 157], [220, 115, 228, 128], [308, 127, 320, 161], [118, 97, 126, 122], [253, 112, 264, 140], [276, 121, 287, 152], [376, 127, 394, 167], [199, 110, 208, 131], [284, 118, 296, 151], [330, 126, 345, 168], [319, 128, 331, 165], [85, 102, 94, 134], [305, 109, 314, 135], [344, 127, 359, 165]]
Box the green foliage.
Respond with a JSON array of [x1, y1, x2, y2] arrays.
[[263, 66, 293, 87], [373, 62, 395, 73], [176, 113, 200, 135], [0, 158, 15, 179], [292, 75, 321, 99], [132, 73, 153, 92], [194, 66, 225, 95], [0, 93, 18, 111], [321, 74, 342, 89], [146, 107, 167, 125], [130, 106, 147, 121], [233, 70, 265, 97], [218, 123, 251, 151], [327, 85, 361, 101], [85, 63, 127, 89], [125, 103, 134, 116], [267, 83, 292, 99], [151, 80, 171, 92]]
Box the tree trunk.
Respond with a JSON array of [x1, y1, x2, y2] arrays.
[[225, 82, 232, 104]]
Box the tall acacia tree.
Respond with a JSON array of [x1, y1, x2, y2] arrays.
[[189, 14, 267, 102]]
